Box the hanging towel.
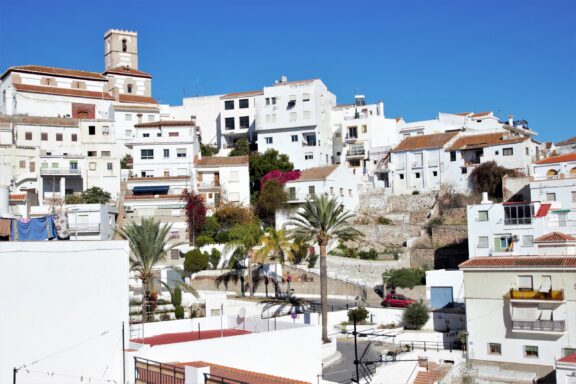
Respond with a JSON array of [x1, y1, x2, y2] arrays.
[[15, 216, 57, 241], [0, 218, 11, 237], [53, 213, 70, 240]]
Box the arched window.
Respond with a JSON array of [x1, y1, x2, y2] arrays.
[[546, 169, 558, 176], [122, 39, 127, 52], [127, 84, 133, 94], [570, 167, 576, 175]]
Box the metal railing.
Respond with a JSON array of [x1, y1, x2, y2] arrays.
[[70, 223, 101, 233], [396, 340, 460, 352], [134, 357, 185, 384], [512, 320, 565, 332], [504, 217, 532, 225], [40, 167, 81, 175], [347, 148, 366, 157]]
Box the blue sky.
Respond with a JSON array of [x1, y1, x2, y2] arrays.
[[1, 0, 574, 142]]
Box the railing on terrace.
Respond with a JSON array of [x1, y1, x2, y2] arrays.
[[395, 340, 461, 352], [134, 357, 185, 384], [509, 289, 564, 301], [204, 373, 250, 384], [504, 217, 532, 225], [40, 168, 82, 176], [347, 148, 366, 157], [512, 320, 565, 332], [69, 223, 101, 233], [198, 181, 220, 188]]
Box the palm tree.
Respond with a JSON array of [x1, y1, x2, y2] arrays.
[[288, 195, 363, 343], [117, 218, 181, 322], [222, 222, 262, 297], [254, 228, 294, 298]]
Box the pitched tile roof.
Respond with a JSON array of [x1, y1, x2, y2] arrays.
[[0, 115, 79, 127], [13, 83, 115, 100], [134, 120, 195, 128], [535, 153, 576, 164], [220, 90, 264, 99], [118, 94, 158, 104], [448, 132, 527, 151], [293, 165, 339, 181], [180, 361, 310, 384], [392, 131, 459, 152], [1, 65, 108, 81], [196, 155, 249, 167], [103, 66, 152, 78], [557, 352, 576, 366], [459, 256, 576, 269], [534, 232, 576, 243], [471, 111, 492, 118], [556, 136, 576, 146]]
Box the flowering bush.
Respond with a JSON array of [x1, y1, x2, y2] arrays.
[[260, 170, 301, 188]]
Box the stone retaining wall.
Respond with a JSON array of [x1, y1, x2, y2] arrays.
[[431, 225, 468, 247]]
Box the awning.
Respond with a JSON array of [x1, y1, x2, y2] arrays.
[[132, 185, 170, 195], [540, 309, 553, 321], [512, 306, 539, 321], [539, 276, 551, 293]]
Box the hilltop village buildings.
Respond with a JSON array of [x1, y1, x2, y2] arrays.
[[1, 28, 576, 384]]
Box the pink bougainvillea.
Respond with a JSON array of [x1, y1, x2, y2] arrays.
[[260, 169, 301, 188]]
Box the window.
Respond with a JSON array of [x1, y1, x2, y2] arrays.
[[239, 99, 249, 109], [163, 149, 170, 158], [488, 343, 502, 355], [88, 126, 96, 135], [504, 204, 532, 225], [125, 114, 132, 121], [546, 193, 556, 202], [225, 117, 235, 130], [107, 162, 113, 171], [102, 126, 110, 135], [524, 346, 538, 358], [122, 39, 127, 52], [330, 187, 334, 194], [288, 96, 296, 109], [348, 189, 352, 197], [478, 211, 489, 221], [169, 132, 179, 137], [305, 153, 313, 160], [522, 235, 533, 247], [101, 151, 111, 157], [503, 148, 513, 156], [126, 84, 133, 94], [291, 135, 298, 142], [572, 191, 576, 203], [71, 133, 77, 142], [432, 171, 438, 177], [340, 188, 344, 196], [157, 132, 162, 137], [19, 160, 26, 169], [25, 132, 32, 141], [224, 100, 234, 110], [288, 187, 296, 200], [141, 149, 154, 159], [89, 162, 96, 171], [477, 236, 489, 248], [164, 170, 170, 177], [239, 116, 250, 129], [41, 133, 48, 141], [54, 133, 63, 142], [348, 126, 358, 138], [302, 93, 310, 102], [170, 249, 180, 260], [29, 162, 35, 172], [271, 97, 276, 105], [415, 172, 421, 179], [290, 112, 297, 122], [143, 133, 150, 138], [69, 161, 78, 170], [229, 171, 239, 183], [308, 186, 315, 195], [265, 98, 270, 106], [265, 137, 273, 144], [517, 275, 533, 290], [399, 173, 405, 180], [303, 110, 311, 120], [362, 125, 368, 134], [450, 151, 456, 162], [525, 147, 529, 156], [176, 148, 187, 158], [87, 151, 97, 157], [498, 235, 513, 251], [349, 159, 360, 167]]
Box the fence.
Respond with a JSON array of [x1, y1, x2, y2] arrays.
[[134, 357, 185, 384]]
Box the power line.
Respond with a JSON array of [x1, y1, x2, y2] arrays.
[[21, 369, 118, 383]]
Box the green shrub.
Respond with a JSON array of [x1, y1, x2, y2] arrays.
[[160, 313, 171, 321], [382, 268, 426, 289], [347, 307, 369, 323], [199, 216, 220, 238], [184, 249, 209, 274], [171, 287, 182, 307], [412, 190, 420, 195], [64, 194, 83, 204], [214, 230, 230, 244], [402, 301, 429, 330], [194, 235, 214, 247], [307, 252, 319, 268], [358, 248, 379, 260], [377, 216, 392, 225], [208, 248, 221, 269], [174, 306, 185, 319]]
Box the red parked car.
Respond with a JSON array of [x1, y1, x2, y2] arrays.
[[381, 293, 415, 308]]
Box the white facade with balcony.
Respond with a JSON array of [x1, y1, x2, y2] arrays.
[[194, 155, 250, 207], [219, 91, 261, 151]]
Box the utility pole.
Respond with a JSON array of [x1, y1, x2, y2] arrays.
[[353, 316, 360, 383], [13, 367, 17, 384]]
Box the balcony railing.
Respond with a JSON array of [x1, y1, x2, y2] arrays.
[[198, 181, 220, 189], [504, 218, 532, 225], [70, 223, 101, 233], [347, 148, 366, 157], [512, 320, 565, 332], [40, 168, 81, 176], [509, 289, 564, 301], [134, 357, 184, 384]]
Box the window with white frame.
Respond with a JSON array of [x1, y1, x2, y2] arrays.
[[477, 236, 489, 248], [176, 148, 187, 158], [107, 162, 113, 171], [89, 162, 96, 171], [517, 275, 533, 290], [488, 343, 502, 355], [291, 135, 298, 142], [478, 210, 489, 221], [522, 235, 533, 247], [101, 151, 111, 157], [546, 193, 556, 201], [305, 153, 313, 160], [163, 149, 170, 158], [524, 346, 538, 358], [141, 149, 154, 159], [308, 185, 315, 196]]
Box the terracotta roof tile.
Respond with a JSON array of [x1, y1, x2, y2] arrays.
[[196, 155, 249, 167], [9, 193, 27, 202], [179, 361, 310, 384], [220, 90, 263, 99], [460, 256, 576, 269], [103, 66, 152, 78], [134, 120, 195, 128], [392, 131, 459, 152], [293, 165, 339, 181], [13, 83, 114, 100], [471, 111, 492, 118], [534, 232, 576, 243], [0, 115, 79, 127], [556, 136, 576, 146], [447, 132, 527, 151], [535, 153, 576, 164], [2, 65, 107, 81], [453, 112, 472, 116], [118, 94, 158, 104]]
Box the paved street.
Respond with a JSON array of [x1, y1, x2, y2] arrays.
[[322, 338, 382, 384]]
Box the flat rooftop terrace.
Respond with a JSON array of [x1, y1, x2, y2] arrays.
[[131, 329, 251, 346]]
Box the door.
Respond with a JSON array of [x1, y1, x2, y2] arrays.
[[430, 287, 453, 309]]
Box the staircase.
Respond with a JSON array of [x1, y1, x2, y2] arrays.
[[412, 362, 450, 384]]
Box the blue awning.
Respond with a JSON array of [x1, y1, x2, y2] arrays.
[[132, 185, 170, 195]]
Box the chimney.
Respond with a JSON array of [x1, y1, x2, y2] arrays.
[[280, 75, 288, 84], [481, 192, 492, 204], [190, 115, 197, 126], [508, 115, 513, 126]]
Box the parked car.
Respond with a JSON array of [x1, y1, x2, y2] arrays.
[[373, 284, 384, 298], [381, 293, 415, 308]]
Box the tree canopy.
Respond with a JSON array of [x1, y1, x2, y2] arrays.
[[382, 268, 426, 289], [249, 149, 293, 198], [229, 138, 250, 157], [469, 161, 521, 199]]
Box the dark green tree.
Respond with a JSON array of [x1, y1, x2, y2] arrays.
[[201, 143, 218, 157], [348, 307, 370, 323], [120, 154, 133, 169], [229, 138, 250, 156], [80, 187, 111, 204], [256, 179, 288, 227], [249, 149, 293, 198], [402, 300, 429, 330], [184, 248, 209, 274], [382, 268, 426, 289]]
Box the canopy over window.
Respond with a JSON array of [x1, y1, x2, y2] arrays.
[[132, 185, 169, 195]]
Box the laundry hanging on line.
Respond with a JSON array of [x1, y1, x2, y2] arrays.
[[9, 215, 58, 241]]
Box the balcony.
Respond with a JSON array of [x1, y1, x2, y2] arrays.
[[345, 135, 358, 143], [197, 181, 220, 190], [509, 289, 564, 301], [347, 147, 366, 158], [40, 167, 81, 176], [70, 223, 101, 233], [512, 320, 565, 333]]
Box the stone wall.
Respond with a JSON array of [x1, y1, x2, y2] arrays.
[[325, 255, 410, 286], [431, 225, 468, 247], [410, 248, 435, 269], [352, 223, 422, 248], [441, 208, 467, 225], [358, 191, 437, 214]]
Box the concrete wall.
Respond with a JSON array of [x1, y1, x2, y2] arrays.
[[0, 241, 129, 384]]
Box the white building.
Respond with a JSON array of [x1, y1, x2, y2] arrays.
[[275, 165, 359, 229], [219, 90, 262, 151], [0, 240, 129, 384], [425, 269, 464, 309], [194, 155, 250, 207], [256, 77, 336, 170], [532, 152, 576, 179], [555, 137, 576, 155], [169, 95, 223, 147]]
